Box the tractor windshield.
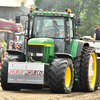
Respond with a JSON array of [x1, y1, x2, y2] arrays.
[[33, 16, 65, 38]]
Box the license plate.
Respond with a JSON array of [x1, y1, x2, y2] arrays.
[[8, 62, 49, 84]]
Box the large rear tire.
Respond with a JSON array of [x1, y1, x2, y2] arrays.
[[49, 58, 74, 93], [80, 47, 97, 92], [1, 55, 21, 90]]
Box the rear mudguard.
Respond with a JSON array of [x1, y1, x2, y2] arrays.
[[55, 53, 73, 60], [70, 40, 89, 57]]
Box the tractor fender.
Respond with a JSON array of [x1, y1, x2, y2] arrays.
[[70, 40, 90, 58], [6, 49, 26, 61], [76, 41, 89, 57], [55, 53, 73, 60]]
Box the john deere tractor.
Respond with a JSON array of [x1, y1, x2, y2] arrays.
[[1, 9, 99, 93]]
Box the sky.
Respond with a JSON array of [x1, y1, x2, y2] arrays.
[[0, 0, 34, 8], [27, 0, 34, 7]]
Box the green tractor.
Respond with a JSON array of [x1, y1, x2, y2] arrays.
[[1, 9, 98, 93]]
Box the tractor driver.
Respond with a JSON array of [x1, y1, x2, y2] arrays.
[[52, 21, 63, 52], [52, 21, 61, 38], [46, 21, 61, 38], [94, 23, 100, 41]]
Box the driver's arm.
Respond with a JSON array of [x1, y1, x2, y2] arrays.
[[94, 33, 96, 41]]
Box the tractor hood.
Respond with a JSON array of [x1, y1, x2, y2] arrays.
[[28, 38, 54, 46]]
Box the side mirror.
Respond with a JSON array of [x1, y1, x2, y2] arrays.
[[15, 16, 20, 23], [75, 17, 81, 26]]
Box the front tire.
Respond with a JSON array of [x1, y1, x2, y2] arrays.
[[1, 55, 21, 90], [49, 58, 74, 93]]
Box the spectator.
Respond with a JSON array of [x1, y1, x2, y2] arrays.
[[0, 39, 7, 55], [94, 23, 100, 40]]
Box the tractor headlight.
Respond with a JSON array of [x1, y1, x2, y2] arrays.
[[36, 53, 43, 56]]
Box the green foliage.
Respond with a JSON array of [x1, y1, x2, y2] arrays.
[[34, 0, 100, 38]]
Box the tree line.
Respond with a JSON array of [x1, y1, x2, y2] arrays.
[[34, 0, 100, 38]]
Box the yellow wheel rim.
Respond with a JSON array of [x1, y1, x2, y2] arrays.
[[88, 52, 97, 88], [1, 52, 3, 61], [65, 67, 71, 87]]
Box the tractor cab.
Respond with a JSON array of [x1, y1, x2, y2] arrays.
[[32, 16, 66, 53], [26, 9, 81, 64], [27, 9, 80, 63]]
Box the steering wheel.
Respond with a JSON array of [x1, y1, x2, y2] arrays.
[[46, 29, 52, 33], [45, 29, 55, 37]]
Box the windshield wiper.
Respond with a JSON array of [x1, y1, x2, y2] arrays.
[[50, 17, 62, 29]]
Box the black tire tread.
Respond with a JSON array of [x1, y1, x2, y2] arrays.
[[1, 55, 21, 90], [80, 47, 97, 92], [49, 58, 74, 93]]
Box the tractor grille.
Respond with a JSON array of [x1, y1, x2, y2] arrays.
[[28, 45, 44, 61]]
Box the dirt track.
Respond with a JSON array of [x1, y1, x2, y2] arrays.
[[0, 68, 100, 100], [0, 83, 100, 100]]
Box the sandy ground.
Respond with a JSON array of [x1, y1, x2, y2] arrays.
[[0, 67, 100, 100], [0, 83, 100, 100]]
